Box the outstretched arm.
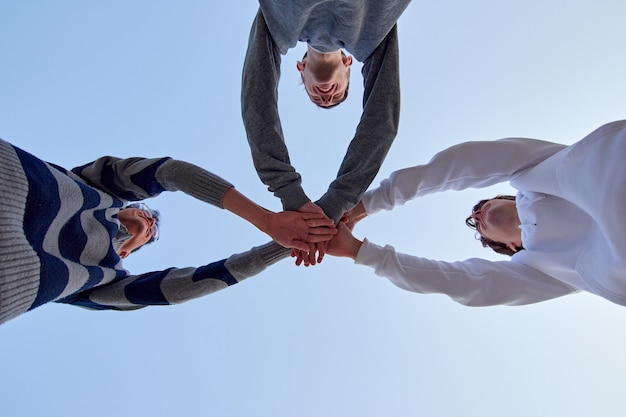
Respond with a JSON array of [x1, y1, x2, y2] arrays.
[[59, 242, 290, 310], [326, 223, 578, 306], [241, 9, 311, 212], [362, 137, 567, 215], [316, 25, 401, 222], [73, 156, 335, 250]]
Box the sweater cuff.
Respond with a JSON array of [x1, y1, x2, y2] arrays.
[[315, 194, 348, 224], [354, 238, 382, 267], [224, 241, 290, 282], [360, 189, 385, 216], [156, 160, 233, 208], [188, 169, 234, 208], [279, 186, 311, 212]]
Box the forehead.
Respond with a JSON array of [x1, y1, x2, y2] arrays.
[[472, 197, 513, 212], [472, 198, 491, 212], [123, 207, 151, 216]]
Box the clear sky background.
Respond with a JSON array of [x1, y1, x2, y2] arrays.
[[1, 1, 626, 416]]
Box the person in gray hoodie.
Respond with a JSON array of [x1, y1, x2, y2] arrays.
[[241, 0, 411, 266]]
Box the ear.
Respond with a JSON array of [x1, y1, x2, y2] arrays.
[[117, 234, 144, 258], [342, 55, 353, 68], [506, 242, 519, 253], [296, 60, 305, 73]]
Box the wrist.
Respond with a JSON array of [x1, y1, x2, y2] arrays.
[[256, 210, 274, 235], [349, 237, 363, 260]]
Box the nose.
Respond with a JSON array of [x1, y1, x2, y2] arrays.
[[471, 209, 483, 222], [315, 84, 336, 104], [316, 83, 334, 93]]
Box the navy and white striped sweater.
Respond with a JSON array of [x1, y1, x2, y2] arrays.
[[0, 139, 289, 325]]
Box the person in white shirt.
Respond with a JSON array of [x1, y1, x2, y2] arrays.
[[325, 120, 626, 307]]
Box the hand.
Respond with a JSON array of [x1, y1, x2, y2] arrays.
[[340, 201, 367, 232], [267, 211, 336, 251], [291, 241, 327, 267], [325, 222, 363, 260], [288, 202, 332, 265], [221, 188, 336, 252]]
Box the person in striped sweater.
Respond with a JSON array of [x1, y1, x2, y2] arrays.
[[0, 138, 336, 325]]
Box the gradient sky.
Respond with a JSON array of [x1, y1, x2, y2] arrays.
[[2, 1, 626, 416]]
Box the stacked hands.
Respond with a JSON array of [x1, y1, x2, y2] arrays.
[[221, 184, 366, 267], [287, 201, 368, 267]]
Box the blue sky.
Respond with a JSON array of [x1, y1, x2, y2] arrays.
[[1, 1, 626, 416]]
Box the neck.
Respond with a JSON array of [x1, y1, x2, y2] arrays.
[[306, 45, 342, 62]]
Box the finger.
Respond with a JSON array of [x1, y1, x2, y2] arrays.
[[306, 233, 336, 243], [306, 219, 336, 227], [299, 252, 309, 267], [307, 226, 337, 235], [317, 242, 326, 264], [291, 240, 310, 252], [301, 212, 326, 219], [294, 250, 305, 266], [307, 243, 317, 266]]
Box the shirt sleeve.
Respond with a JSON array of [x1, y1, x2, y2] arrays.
[[356, 239, 579, 306], [241, 9, 310, 212], [71, 156, 234, 207], [362, 137, 568, 214], [316, 25, 401, 222], [58, 241, 290, 310]]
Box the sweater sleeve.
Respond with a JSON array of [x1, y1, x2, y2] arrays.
[[58, 242, 290, 310], [316, 25, 401, 222], [362, 138, 568, 215], [71, 156, 234, 207], [241, 9, 310, 212], [356, 239, 579, 306]]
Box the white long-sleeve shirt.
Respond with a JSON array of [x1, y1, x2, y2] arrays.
[[357, 120, 626, 306]]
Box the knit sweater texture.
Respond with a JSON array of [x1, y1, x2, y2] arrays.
[[0, 139, 289, 324], [241, 0, 409, 222]]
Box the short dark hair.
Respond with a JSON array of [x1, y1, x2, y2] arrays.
[[300, 51, 351, 108], [465, 195, 523, 257]]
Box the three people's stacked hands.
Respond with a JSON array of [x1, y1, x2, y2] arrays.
[[286, 201, 369, 267]]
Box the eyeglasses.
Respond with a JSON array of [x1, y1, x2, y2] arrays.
[[135, 202, 160, 241]]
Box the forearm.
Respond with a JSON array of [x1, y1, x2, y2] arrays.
[[241, 10, 309, 211], [355, 240, 577, 306], [155, 159, 233, 207], [60, 242, 290, 310], [316, 26, 400, 221], [222, 187, 274, 236], [362, 138, 568, 214]]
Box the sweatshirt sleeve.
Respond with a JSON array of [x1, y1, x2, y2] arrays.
[[58, 242, 290, 310], [316, 25, 401, 222], [241, 9, 310, 212], [71, 156, 234, 208], [362, 138, 567, 215], [355, 239, 579, 306]]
